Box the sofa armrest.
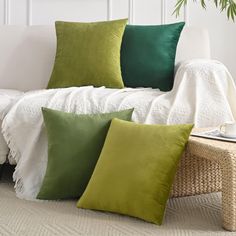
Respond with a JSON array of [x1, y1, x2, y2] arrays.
[[167, 59, 236, 127], [173, 59, 235, 93]]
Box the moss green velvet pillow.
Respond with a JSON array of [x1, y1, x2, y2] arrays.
[[47, 19, 127, 89], [37, 108, 133, 200], [121, 22, 185, 91], [77, 119, 193, 225]]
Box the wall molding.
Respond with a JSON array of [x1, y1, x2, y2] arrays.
[[27, 0, 32, 26], [128, 0, 135, 24], [107, 0, 112, 20], [4, 0, 10, 25], [1, 0, 186, 26], [184, 3, 189, 25], [161, 0, 166, 24]]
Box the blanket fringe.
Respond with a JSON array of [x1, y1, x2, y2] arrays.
[[1, 122, 25, 197], [2, 121, 45, 201]]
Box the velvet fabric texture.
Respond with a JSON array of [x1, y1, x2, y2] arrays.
[[121, 22, 185, 91], [77, 119, 193, 225], [37, 108, 133, 200], [47, 19, 127, 89]]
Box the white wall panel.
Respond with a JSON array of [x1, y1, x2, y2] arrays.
[[31, 0, 107, 25], [0, 0, 4, 25], [10, 0, 28, 25], [188, 1, 236, 81], [134, 0, 162, 24], [0, 0, 235, 79], [165, 0, 185, 24], [3, 0, 10, 24], [112, 0, 128, 20]]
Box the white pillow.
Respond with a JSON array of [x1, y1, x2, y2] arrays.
[[0, 89, 24, 164]]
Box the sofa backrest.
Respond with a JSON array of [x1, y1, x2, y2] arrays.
[[0, 25, 210, 91]]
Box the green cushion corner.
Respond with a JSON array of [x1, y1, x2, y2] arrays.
[[47, 19, 128, 89], [121, 22, 185, 91], [77, 119, 193, 225], [37, 108, 133, 200]]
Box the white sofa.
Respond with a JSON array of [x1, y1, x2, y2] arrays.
[[0, 26, 210, 91], [0, 25, 235, 170]]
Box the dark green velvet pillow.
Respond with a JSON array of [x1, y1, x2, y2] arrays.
[[121, 22, 185, 91], [37, 108, 133, 200]]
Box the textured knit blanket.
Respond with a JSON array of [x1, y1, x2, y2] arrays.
[[0, 90, 23, 164], [2, 59, 236, 200]]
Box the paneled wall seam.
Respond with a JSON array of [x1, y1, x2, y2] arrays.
[[184, 3, 189, 25], [3, 1, 180, 26], [107, 0, 112, 20], [128, 0, 135, 24], [161, 0, 166, 24], [27, 0, 32, 26], [4, 0, 10, 25]]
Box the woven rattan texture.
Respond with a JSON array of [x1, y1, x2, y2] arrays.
[[172, 135, 236, 231], [172, 151, 222, 198]]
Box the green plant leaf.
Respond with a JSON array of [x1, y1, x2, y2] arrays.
[[174, 0, 236, 21]]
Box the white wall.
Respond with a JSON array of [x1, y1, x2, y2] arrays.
[[187, 1, 236, 80], [0, 0, 235, 79]]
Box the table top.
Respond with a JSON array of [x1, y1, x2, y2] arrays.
[[189, 128, 236, 152]]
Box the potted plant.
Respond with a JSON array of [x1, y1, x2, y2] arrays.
[[175, 0, 236, 20]]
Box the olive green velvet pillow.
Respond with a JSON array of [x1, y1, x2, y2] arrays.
[[121, 22, 185, 91], [77, 119, 193, 225], [47, 19, 128, 89], [37, 108, 133, 200]]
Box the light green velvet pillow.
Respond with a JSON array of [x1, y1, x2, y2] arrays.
[[47, 19, 128, 89], [37, 108, 133, 200], [77, 119, 193, 225]]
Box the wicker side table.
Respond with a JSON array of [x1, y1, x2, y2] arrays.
[[183, 135, 236, 231]]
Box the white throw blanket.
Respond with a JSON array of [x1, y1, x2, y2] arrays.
[[0, 90, 23, 164], [2, 59, 236, 200]]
